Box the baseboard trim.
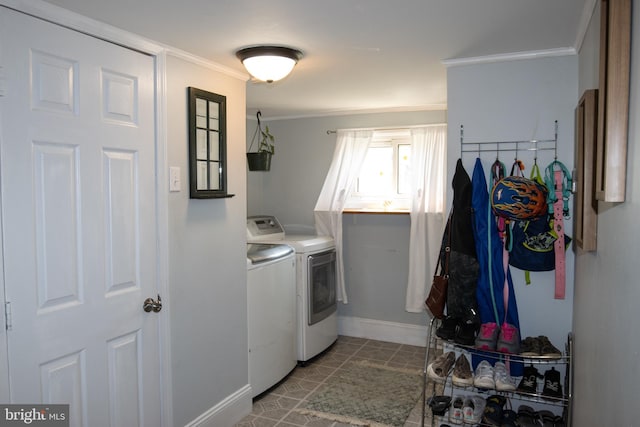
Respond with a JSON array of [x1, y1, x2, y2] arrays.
[[337, 316, 427, 347], [184, 384, 252, 427]]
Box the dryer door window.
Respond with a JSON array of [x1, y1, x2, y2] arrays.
[[308, 250, 337, 325]]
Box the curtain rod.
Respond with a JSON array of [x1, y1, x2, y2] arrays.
[[326, 123, 446, 135]]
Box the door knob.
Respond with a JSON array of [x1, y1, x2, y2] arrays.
[[143, 294, 162, 313]]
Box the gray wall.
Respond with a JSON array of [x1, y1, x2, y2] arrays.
[[573, 4, 640, 425], [446, 55, 577, 355], [247, 110, 445, 326], [166, 55, 248, 427]]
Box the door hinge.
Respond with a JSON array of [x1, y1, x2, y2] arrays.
[[4, 302, 11, 331]]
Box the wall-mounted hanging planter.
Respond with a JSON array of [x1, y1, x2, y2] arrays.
[[247, 151, 272, 171], [247, 110, 275, 172]]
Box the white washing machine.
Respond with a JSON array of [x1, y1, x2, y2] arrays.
[[247, 243, 296, 397], [247, 215, 338, 362]]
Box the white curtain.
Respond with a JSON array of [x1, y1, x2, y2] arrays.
[[314, 130, 373, 303], [405, 125, 447, 312]]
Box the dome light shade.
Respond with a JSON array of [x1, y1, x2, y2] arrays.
[[236, 46, 303, 83]]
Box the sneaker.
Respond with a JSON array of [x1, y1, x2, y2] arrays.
[[516, 365, 542, 395], [451, 354, 473, 387], [454, 309, 480, 346], [541, 367, 563, 399], [427, 395, 451, 417], [494, 361, 516, 391], [475, 322, 500, 351], [473, 360, 495, 389], [449, 395, 465, 425], [538, 336, 562, 358], [481, 395, 506, 426], [462, 395, 485, 424], [520, 336, 542, 356], [426, 351, 456, 382], [436, 316, 459, 341], [496, 323, 520, 354]]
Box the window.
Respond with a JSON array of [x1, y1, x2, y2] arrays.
[[346, 130, 413, 211]]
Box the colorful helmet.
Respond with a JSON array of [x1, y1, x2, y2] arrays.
[[491, 176, 549, 220]]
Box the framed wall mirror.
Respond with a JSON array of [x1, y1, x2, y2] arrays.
[[575, 89, 598, 251], [188, 87, 233, 199], [595, 0, 631, 202]]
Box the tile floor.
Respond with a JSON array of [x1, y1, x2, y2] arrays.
[[234, 335, 429, 427]]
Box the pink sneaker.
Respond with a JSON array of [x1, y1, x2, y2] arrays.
[[475, 322, 500, 350], [496, 323, 521, 354]]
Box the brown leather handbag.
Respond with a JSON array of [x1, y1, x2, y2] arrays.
[[425, 217, 451, 319]]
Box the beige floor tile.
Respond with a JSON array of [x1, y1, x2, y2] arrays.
[[235, 336, 426, 427]]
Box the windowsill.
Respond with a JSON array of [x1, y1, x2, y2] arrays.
[[343, 208, 410, 215]]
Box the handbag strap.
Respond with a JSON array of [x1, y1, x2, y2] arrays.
[[435, 213, 452, 277], [443, 214, 452, 275]]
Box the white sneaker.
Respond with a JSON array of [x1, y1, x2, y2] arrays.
[[494, 361, 517, 391], [449, 395, 465, 425], [473, 360, 495, 389], [462, 395, 486, 424]]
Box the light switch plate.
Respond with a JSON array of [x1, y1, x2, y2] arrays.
[[169, 167, 181, 192]]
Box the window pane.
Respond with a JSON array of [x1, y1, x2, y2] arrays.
[[209, 131, 219, 160], [208, 101, 219, 119], [398, 144, 411, 194], [357, 146, 393, 195], [196, 161, 208, 190], [209, 161, 220, 190], [196, 98, 206, 117], [196, 129, 207, 159]]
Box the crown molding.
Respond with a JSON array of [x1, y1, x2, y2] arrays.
[[442, 47, 577, 68], [0, 0, 247, 81], [0, 0, 163, 55]]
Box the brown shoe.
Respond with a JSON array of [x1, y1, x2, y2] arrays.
[[426, 351, 455, 382], [520, 336, 542, 356], [452, 354, 473, 386], [538, 336, 562, 358]]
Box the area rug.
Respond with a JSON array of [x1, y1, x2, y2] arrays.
[[295, 360, 422, 427]]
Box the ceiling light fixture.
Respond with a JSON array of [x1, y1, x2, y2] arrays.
[[236, 46, 303, 83]]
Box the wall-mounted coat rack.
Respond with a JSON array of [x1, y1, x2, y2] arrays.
[[460, 120, 558, 161]]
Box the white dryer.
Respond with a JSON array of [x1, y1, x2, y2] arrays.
[[247, 216, 338, 362]]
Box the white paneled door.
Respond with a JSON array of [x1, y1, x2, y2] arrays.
[[0, 7, 162, 427]]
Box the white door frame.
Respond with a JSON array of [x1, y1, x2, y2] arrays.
[[0, 1, 172, 425]]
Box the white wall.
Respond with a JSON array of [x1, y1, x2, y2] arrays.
[[446, 55, 577, 357], [573, 4, 640, 425], [166, 54, 249, 427]]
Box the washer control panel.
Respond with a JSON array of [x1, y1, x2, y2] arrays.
[[247, 215, 285, 240]]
